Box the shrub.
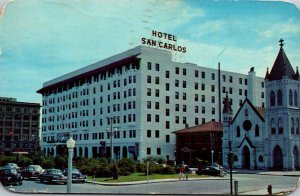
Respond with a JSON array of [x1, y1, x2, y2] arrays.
[[117, 158, 135, 176], [40, 156, 55, 169]]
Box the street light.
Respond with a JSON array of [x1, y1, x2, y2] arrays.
[[66, 136, 75, 193], [211, 150, 214, 165]]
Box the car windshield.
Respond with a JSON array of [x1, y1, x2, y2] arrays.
[[50, 170, 62, 174], [4, 168, 17, 174]]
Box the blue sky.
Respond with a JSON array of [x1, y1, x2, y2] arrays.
[[0, 0, 300, 104]]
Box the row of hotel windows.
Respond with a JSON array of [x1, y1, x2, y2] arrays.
[[147, 61, 263, 87], [0, 107, 39, 113], [270, 90, 298, 107]]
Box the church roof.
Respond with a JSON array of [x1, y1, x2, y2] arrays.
[[173, 121, 223, 134], [231, 98, 265, 123], [265, 39, 298, 81]]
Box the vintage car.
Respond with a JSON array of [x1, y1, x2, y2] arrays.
[[21, 165, 44, 179], [39, 169, 67, 184], [0, 167, 23, 186], [200, 166, 226, 176], [4, 163, 21, 170], [63, 168, 87, 183]]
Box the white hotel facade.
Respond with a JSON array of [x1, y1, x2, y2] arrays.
[[37, 45, 265, 161]]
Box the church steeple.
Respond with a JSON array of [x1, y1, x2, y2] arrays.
[[223, 92, 233, 123], [265, 39, 297, 81]]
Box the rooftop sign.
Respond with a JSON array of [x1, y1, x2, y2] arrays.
[[141, 30, 187, 53]]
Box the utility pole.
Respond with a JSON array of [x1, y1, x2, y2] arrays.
[[228, 141, 233, 195]]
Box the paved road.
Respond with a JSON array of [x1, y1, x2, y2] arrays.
[[1, 174, 299, 195]]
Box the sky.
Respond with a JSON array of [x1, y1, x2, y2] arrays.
[[0, 0, 300, 104]]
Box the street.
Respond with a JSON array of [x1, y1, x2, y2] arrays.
[[1, 173, 299, 195]]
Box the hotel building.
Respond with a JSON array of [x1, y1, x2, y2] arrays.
[[37, 45, 265, 161], [0, 97, 40, 155]]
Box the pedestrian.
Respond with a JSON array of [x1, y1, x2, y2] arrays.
[[185, 165, 190, 180], [178, 166, 184, 180]]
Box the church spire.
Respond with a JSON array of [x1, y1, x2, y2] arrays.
[[279, 38, 284, 49], [223, 92, 232, 114]]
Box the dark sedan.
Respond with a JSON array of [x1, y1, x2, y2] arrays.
[[63, 168, 87, 183], [39, 169, 67, 184], [0, 167, 23, 186], [200, 166, 226, 176], [21, 165, 44, 179]]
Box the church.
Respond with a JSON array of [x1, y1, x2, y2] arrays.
[[222, 39, 300, 171]]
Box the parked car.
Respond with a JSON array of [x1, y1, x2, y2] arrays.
[[200, 166, 226, 176], [63, 168, 87, 183], [39, 169, 67, 184], [21, 165, 44, 179], [4, 163, 21, 170], [0, 167, 23, 186]]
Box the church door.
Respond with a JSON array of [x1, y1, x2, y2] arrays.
[[242, 146, 250, 169], [273, 145, 283, 170], [293, 146, 299, 169]]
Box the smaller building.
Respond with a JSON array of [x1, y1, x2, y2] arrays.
[[0, 97, 41, 155], [173, 121, 223, 166]]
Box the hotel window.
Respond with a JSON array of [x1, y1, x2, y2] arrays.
[[202, 95, 205, 102], [201, 83, 205, 90], [155, 130, 159, 138], [175, 104, 179, 111], [175, 80, 179, 87], [157, 148, 161, 155], [229, 76, 233, 83], [147, 75, 151, 83], [107, 83, 110, 90], [202, 106, 205, 114], [175, 116, 179, 124], [183, 68, 186, 76], [183, 93, 186, 100], [222, 87, 226, 93], [147, 148, 151, 155], [239, 89, 242, 95], [202, 118, 205, 124], [239, 78, 242, 84], [166, 108, 170, 116], [166, 121, 170, 129], [195, 118, 199, 125], [229, 87, 232, 94], [195, 83, 198, 90], [155, 77, 159, 84], [166, 96, 170, 104], [147, 114, 151, 122], [155, 89, 159, 97], [261, 82, 264, 88], [222, 75, 226, 82], [147, 88, 151, 96], [155, 63, 160, 71], [183, 117, 187, 124], [166, 135, 170, 143], [124, 78, 127, 86], [129, 76, 132, 83], [166, 83, 170, 91], [123, 131, 126, 138], [195, 106, 199, 113], [212, 107, 215, 115], [211, 96, 215, 103], [201, 71, 205, 79], [155, 115, 159, 122], [244, 79, 247, 85], [261, 92, 264, 98], [166, 70, 170, 78], [195, 94, 198, 101], [244, 90, 247, 97], [182, 81, 186, 88], [211, 85, 215, 92], [195, 70, 199, 77], [155, 102, 159, 110], [147, 62, 151, 70], [147, 130, 151, 137], [183, 105, 187, 112], [211, 73, 215, 80], [147, 101, 151, 109], [175, 92, 179, 99], [175, 67, 179, 74]]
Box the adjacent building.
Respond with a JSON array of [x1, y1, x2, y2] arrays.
[[0, 97, 41, 155], [222, 40, 300, 170], [37, 45, 265, 161]]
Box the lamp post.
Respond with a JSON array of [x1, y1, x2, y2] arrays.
[[66, 136, 75, 193], [107, 117, 116, 161], [211, 150, 214, 165]]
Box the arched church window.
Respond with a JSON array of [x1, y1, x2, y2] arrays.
[[236, 126, 241, 137], [277, 90, 283, 106], [271, 118, 276, 134], [295, 91, 298, 106], [270, 91, 275, 106], [291, 118, 295, 134], [255, 125, 259, 137], [278, 118, 283, 134], [258, 155, 264, 162], [296, 118, 300, 135], [289, 90, 293, 106], [245, 109, 248, 117]]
